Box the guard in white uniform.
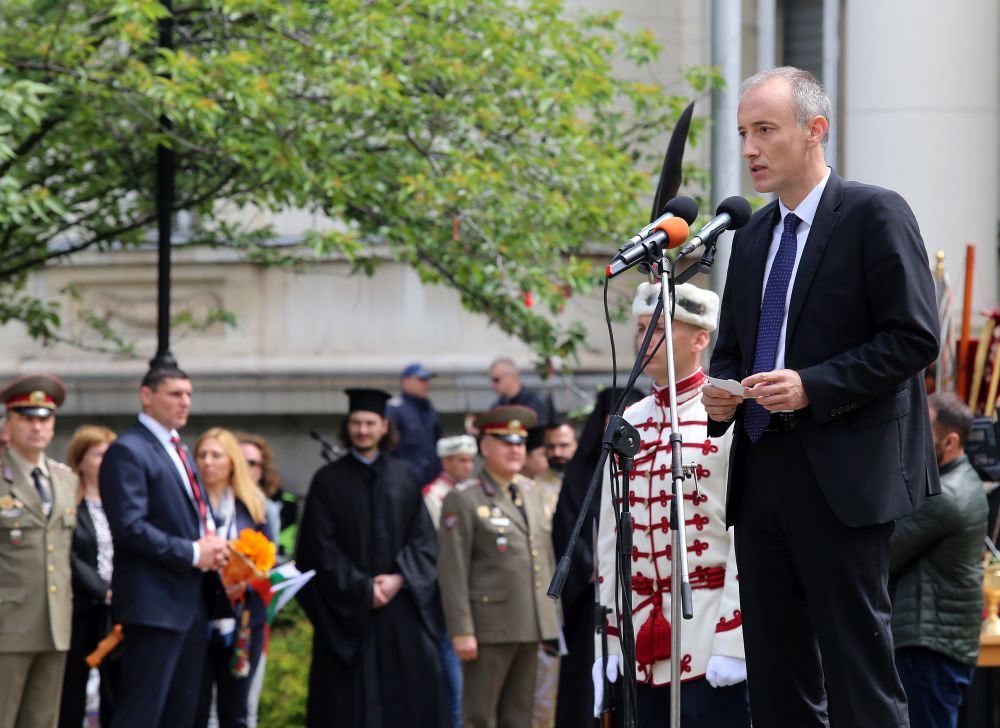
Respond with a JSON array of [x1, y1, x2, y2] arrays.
[[594, 282, 750, 726]]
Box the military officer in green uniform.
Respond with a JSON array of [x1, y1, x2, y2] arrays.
[[437, 405, 561, 728], [0, 374, 78, 728]]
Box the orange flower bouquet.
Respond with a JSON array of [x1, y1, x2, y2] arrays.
[[222, 528, 277, 588]]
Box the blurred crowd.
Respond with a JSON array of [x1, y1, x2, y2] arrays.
[[0, 299, 995, 728]]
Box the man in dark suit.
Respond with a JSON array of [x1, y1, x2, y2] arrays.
[[100, 367, 230, 728], [703, 66, 940, 727]]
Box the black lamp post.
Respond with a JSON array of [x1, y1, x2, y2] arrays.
[[150, 0, 177, 371]]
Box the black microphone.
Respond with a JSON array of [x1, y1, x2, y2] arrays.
[[619, 196, 699, 252], [676, 196, 752, 257], [606, 217, 690, 279]]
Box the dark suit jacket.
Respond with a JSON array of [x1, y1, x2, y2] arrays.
[[70, 501, 110, 612], [709, 171, 941, 528], [100, 420, 227, 631]]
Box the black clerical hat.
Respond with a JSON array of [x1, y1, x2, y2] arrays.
[[345, 388, 391, 417]]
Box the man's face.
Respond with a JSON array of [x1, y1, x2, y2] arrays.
[[636, 314, 667, 383], [240, 442, 265, 487], [929, 406, 951, 466], [7, 410, 55, 457], [140, 377, 192, 431], [441, 453, 476, 482], [544, 425, 577, 472], [401, 375, 431, 398], [480, 435, 526, 480], [737, 77, 818, 204], [636, 315, 706, 384], [347, 411, 389, 455], [490, 364, 518, 398], [522, 447, 549, 478]]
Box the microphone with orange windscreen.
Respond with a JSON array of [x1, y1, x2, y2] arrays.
[[606, 216, 690, 279]]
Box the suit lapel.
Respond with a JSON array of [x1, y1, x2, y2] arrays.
[[135, 423, 201, 525], [77, 496, 97, 541], [740, 202, 781, 362], [785, 172, 844, 347], [4, 451, 44, 520], [482, 471, 528, 534]]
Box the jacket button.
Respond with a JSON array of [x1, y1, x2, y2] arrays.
[[48, 545, 55, 552], [482, 595, 489, 603], [534, 565, 541, 572], [535, 581, 542, 588], [49, 585, 57, 593], [48, 564, 55, 572], [531, 549, 538, 557]]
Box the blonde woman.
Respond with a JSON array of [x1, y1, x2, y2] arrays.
[[59, 425, 118, 728], [193, 427, 275, 728]]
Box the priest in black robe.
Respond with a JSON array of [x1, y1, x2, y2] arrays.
[[296, 388, 448, 728]]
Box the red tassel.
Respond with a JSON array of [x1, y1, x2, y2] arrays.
[[635, 600, 671, 666]]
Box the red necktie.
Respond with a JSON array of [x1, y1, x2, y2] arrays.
[[171, 435, 212, 534]]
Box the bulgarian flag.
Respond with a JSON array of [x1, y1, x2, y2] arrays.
[[250, 561, 316, 625]]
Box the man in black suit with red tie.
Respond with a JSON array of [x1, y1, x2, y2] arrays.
[[100, 367, 230, 728], [703, 67, 940, 727]]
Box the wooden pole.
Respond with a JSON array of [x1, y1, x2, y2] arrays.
[[957, 244, 975, 401]]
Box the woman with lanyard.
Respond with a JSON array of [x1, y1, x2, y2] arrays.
[[194, 427, 275, 728]]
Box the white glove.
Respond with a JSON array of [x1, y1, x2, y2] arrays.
[[592, 654, 620, 718], [705, 654, 747, 688]]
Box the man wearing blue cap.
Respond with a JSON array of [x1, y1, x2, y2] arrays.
[[388, 363, 443, 486]]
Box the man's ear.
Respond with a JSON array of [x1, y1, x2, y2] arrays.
[[806, 115, 828, 148], [693, 329, 711, 355]]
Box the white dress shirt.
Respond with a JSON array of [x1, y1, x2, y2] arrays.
[[138, 412, 214, 565], [761, 167, 831, 370]]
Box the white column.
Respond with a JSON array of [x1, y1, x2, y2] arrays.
[[843, 0, 999, 313], [710, 0, 742, 297], [822, 0, 840, 167], [756, 0, 776, 71]]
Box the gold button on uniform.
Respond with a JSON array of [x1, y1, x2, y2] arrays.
[[482, 595, 490, 603], [49, 585, 57, 593], [533, 564, 541, 572], [535, 581, 542, 588], [47, 545, 54, 552], [47, 564, 55, 572], [531, 549, 538, 556]]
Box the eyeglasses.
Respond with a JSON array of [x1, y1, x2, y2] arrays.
[[245, 459, 262, 467]]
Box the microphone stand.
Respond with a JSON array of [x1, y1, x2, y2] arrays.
[[549, 241, 711, 728], [656, 258, 695, 728], [548, 236, 722, 728], [309, 430, 337, 462], [547, 294, 658, 728]]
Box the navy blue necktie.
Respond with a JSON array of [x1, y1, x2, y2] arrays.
[[744, 213, 801, 443]]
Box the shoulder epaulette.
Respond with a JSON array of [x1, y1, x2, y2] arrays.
[[456, 478, 479, 493]]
